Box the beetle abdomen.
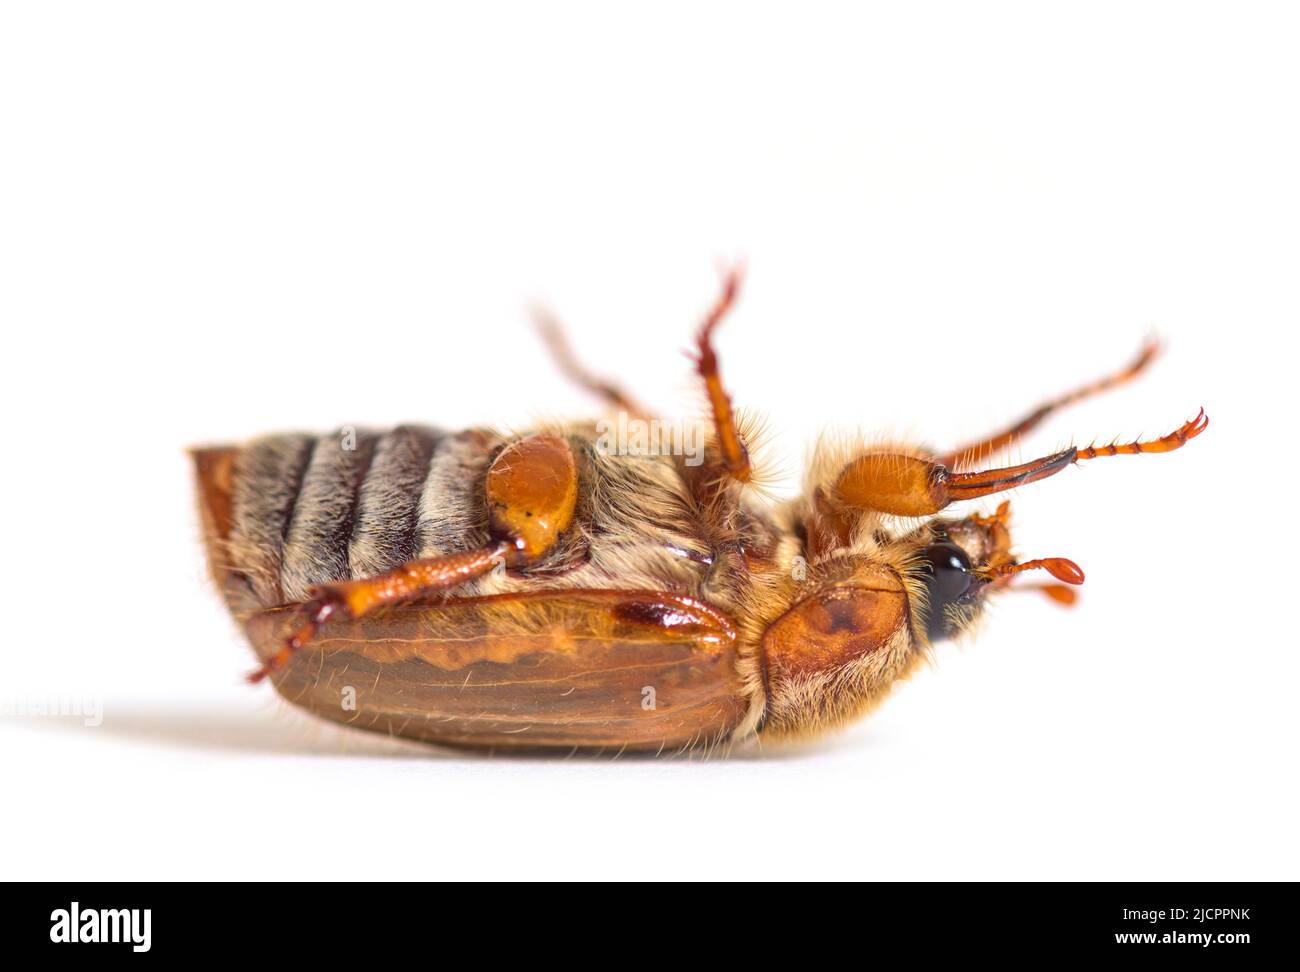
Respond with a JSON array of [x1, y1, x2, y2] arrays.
[[225, 426, 504, 606], [204, 424, 727, 613]]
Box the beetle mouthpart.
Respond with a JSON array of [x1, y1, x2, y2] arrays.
[[1034, 583, 1080, 606], [970, 500, 1012, 528]]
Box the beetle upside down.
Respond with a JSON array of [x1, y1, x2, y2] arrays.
[[193, 270, 1207, 752]]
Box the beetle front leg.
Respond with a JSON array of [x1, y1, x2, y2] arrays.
[[835, 410, 1207, 517], [250, 432, 580, 682]]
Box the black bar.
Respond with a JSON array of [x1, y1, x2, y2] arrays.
[[3, 881, 1288, 960]]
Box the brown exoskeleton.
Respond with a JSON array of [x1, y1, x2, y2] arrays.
[[192, 271, 1207, 753]]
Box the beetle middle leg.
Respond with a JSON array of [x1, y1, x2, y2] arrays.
[[693, 267, 752, 484], [250, 433, 580, 682], [938, 337, 1161, 468]]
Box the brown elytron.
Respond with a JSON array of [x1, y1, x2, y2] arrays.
[[193, 271, 1207, 752]]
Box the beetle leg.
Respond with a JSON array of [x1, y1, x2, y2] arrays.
[[533, 306, 652, 417], [693, 267, 751, 483], [250, 543, 512, 682], [938, 337, 1160, 468], [251, 433, 582, 683], [835, 409, 1207, 517]]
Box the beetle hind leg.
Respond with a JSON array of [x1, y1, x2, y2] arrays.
[[249, 432, 581, 684], [249, 543, 512, 682]]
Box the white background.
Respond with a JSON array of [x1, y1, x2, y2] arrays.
[[2, 2, 1295, 880]]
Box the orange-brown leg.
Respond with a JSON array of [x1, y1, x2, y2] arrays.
[[836, 409, 1207, 517], [939, 337, 1160, 468], [533, 306, 652, 417], [251, 543, 512, 682], [694, 267, 751, 483], [250, 433, 580, 682]]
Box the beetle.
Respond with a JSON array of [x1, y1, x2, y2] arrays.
[[192, 270, 1206, 753]]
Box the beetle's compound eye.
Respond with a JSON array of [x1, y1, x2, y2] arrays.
[[918, 540, 975, 642]]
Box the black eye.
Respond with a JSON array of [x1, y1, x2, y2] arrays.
[[918, 540, 974, 642]]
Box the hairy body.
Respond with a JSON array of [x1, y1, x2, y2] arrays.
[[193, 273, 1204, 753]]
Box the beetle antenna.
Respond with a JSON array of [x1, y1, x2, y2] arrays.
[[981, 557, 1086, 586]]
